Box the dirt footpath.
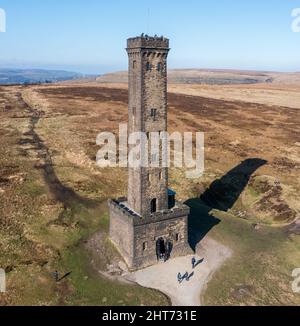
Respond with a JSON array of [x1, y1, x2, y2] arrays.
[[126, 237, 232, 306]]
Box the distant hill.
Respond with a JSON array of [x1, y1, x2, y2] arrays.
[[96, 69, 300, 85], [0, 68, 84, 85]]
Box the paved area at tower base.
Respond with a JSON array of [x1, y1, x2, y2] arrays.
[[125, 237, 232, 306]]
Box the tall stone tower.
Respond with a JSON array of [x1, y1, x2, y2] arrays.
[[108, 35, 191, 270], [127, 35, 169, 217]]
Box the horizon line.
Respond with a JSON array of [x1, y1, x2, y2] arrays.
[[0, 65, 299, 75]]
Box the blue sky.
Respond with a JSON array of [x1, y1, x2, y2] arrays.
[[0, 0, 299, 74]]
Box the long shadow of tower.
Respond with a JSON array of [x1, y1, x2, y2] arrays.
[[186, 158, 267, 251]]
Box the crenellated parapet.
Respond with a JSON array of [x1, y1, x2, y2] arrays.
[[108, 198, 190, 227], [127, 34, 170, 51], [134, 204, 190, 226]]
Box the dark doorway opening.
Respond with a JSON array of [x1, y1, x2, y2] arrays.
[[156, 238, 173, 262], [157, 238, 165, 255], [150, 198, 157, 213]]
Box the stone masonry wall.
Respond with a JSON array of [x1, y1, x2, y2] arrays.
[[142, 49, 169, 214], [127, 36, 170, 217], [132, 214, 190, 269], [109, 201, 134, 267], [109, 198, 191, 270], [127, 46, 143, 214]]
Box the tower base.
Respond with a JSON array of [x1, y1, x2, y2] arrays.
[[108, 198, 192, 270]]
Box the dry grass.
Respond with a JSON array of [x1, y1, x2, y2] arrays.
[[168, 83, 300, 110], [0, 81, 300, 305], [0, 85, 168, 306]]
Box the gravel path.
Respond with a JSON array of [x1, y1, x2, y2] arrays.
[[125, 237, 232, 306]]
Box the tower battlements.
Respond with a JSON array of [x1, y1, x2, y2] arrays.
[[127, 34, 169, 50], [108, 198, 190, 227]]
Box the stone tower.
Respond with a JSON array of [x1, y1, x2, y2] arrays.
[[108, 35, 191, 270], [127, 35, 169, 217]]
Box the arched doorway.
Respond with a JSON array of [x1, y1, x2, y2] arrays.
[[150, 198, 157, 213], [156, 238, 173, 262], [156, 238, 166, 260]]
